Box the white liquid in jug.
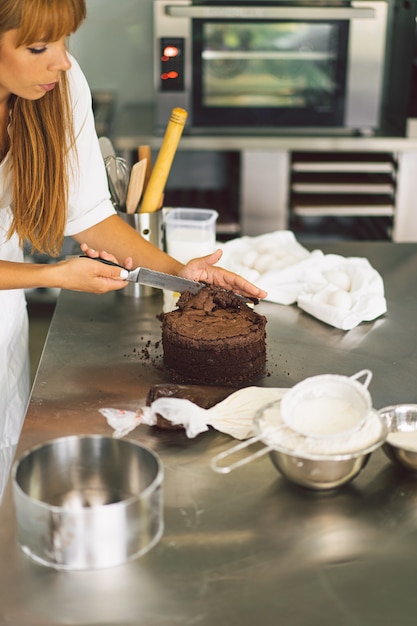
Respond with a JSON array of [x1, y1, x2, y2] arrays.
[[167, 228, 215, 263]]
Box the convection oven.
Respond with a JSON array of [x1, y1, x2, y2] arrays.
[[154, 0, 389, 135]]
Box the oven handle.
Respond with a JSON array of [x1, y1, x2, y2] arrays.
[[165, 6, 376, 20]]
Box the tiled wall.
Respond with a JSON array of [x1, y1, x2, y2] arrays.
[[71, 0, 154, 110]]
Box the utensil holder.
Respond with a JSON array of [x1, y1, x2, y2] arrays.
[[118, 210, 164, 297]]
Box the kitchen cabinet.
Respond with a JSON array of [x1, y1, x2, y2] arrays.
[[112, 103, 417, 241]]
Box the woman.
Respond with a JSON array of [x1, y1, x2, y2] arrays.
[[0, 0, 266, 448]]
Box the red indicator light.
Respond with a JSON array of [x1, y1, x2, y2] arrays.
[[163, 45, 179, 58], [161, 55, 169, 62], [161, 72, 179, 81]]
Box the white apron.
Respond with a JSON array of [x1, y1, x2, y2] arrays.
[[0, 164, 30, 448], [0, 287, 29, 448]]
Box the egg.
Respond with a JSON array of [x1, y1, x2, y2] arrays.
[[269, 259, 287, 272], [324, 269, 351, 291], [326, 289, 353, 310], [271, 247, 287, 259], [255, 239, 277, 254], [281, 254, 299, 266], [241, 249, 258, 268], [253, 253, 276, 274]]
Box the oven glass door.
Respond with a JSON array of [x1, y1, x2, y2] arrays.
[[192, 19, 348, 128]]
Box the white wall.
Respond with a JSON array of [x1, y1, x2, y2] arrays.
[[70, 0, 154, 110]]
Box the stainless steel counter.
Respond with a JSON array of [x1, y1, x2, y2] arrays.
[[1, 241, 417, 625]]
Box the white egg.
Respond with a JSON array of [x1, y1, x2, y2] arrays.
[[326, 289, 352, 310], [241, 249, 258, 268], [253, 253, 276, 274], [256, 239, 277, 254], [324, 269, 351, 291], [271, 247, 288, 259], [282, 254, 299, 266], [269, 259, 287, 272]]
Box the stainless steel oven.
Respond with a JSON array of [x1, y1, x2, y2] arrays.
[[153, 0, 389, 135]]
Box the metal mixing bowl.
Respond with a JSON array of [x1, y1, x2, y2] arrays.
[[379, 404, 417, 472], [254, 401, 387, 491], [266, 447, 375, 491], [13, 435, 164, 570]]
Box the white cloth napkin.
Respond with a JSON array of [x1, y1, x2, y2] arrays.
[[218, 231, 387, 330]]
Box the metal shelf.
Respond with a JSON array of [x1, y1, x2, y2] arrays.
[[292, 205, 395, 217], [290, 151, 397, 224]]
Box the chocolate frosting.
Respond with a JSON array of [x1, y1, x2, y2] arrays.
[[164, 286, 265, 341]]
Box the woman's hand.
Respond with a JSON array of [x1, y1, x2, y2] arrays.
[[50, 254, 129, 294], [178, 249, 268, 300], [79, 242, 134, 269]]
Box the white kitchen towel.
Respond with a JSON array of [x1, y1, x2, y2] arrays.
[[218, 231, 387, 330]]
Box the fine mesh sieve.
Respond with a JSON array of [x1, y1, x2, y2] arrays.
[[211, 369, 373, 474]]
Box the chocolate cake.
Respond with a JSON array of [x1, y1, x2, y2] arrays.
[[160, 286, 267, 386]]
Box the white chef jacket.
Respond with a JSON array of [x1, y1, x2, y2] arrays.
[[0, 56, 116, 448]]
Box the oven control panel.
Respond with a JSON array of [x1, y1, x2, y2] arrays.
[[159, 37, 185, 91]]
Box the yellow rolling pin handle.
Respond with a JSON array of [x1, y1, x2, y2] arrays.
[[139, 107, 188, 213]]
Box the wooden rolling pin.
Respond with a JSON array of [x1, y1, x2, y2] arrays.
[[139, 107, 188, 213]]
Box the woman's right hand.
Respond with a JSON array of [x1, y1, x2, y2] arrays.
[[49, 255, 129, 294]]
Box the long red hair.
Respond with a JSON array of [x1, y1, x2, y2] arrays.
[[0, 0, 87, 255]]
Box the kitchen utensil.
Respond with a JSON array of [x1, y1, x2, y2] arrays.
[[105, 155, 130, 211], [138, 145, 153, 194], [104, 155, 119, 205], [258, 400, 386, 490], [212, 398, 387, 491], [379, 404, 417, 472], [211, 369, 386, 489], [99, 136, 120, 208], [80, 256, 204, 294], [126, 158, 147, 214], [279, 369, 373, 439], [98, 136, 116, 161], [213, 369, 373, 467], [140, 108, 188, 214], [12, 435, 164, 570]]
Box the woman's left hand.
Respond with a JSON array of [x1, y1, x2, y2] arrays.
[[179, 249, 267, 300]]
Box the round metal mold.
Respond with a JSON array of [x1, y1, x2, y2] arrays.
[[12, 435, 163, 570]]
